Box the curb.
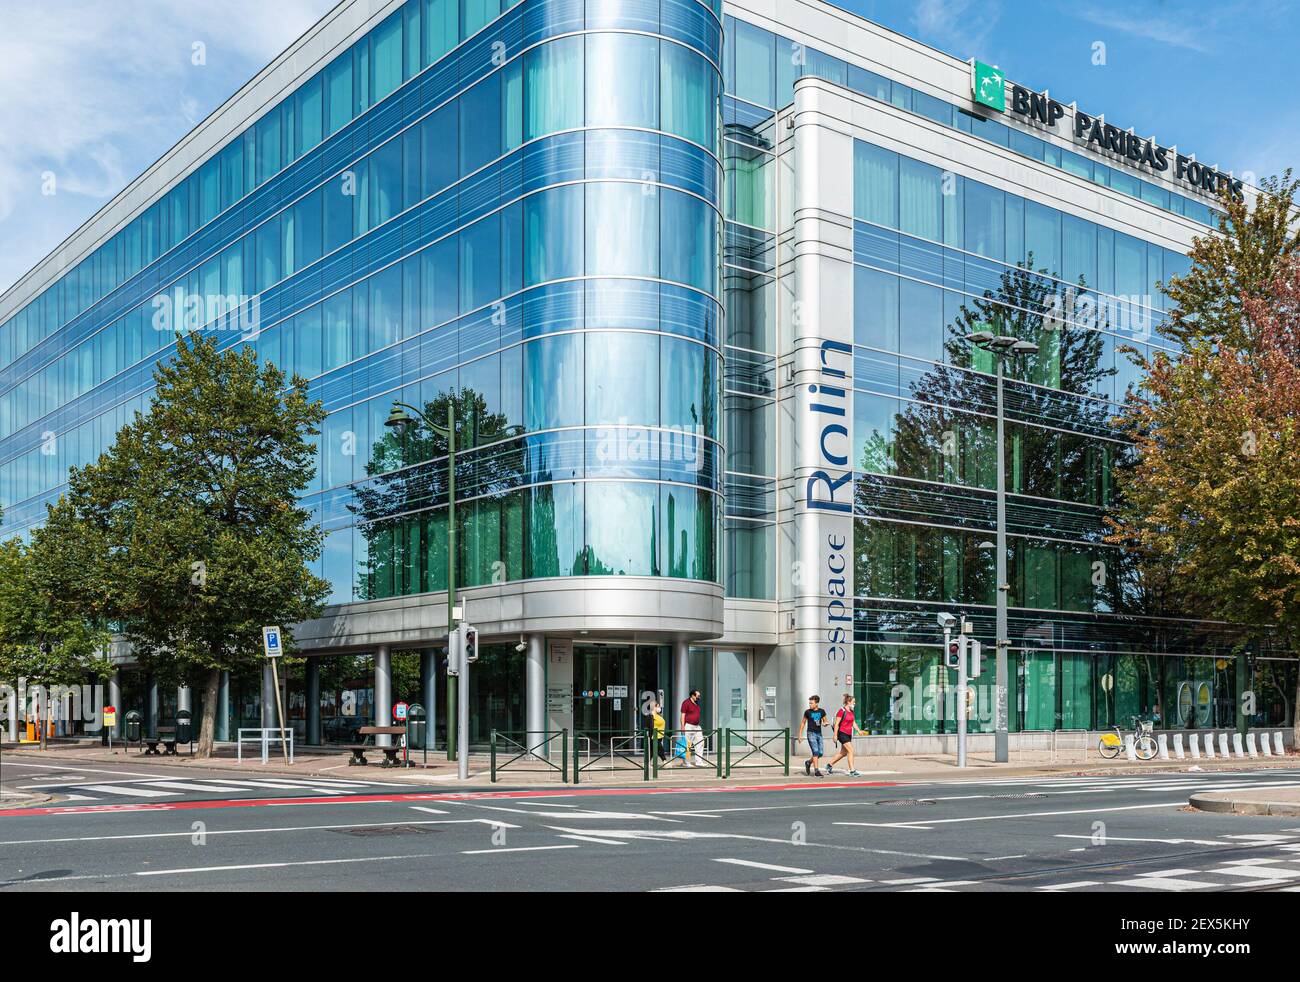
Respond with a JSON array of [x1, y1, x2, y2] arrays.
[[1189, 792, 1300, 817], [0, 793, 56, 809]]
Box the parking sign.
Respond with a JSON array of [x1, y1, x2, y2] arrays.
[[262, 625, 283, 658]]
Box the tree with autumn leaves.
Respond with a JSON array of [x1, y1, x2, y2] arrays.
[[1108, 172, 1300, 742]]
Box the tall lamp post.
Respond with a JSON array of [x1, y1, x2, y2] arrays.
[[385, 400, 460, 762], [964, 331, 1038, 764]]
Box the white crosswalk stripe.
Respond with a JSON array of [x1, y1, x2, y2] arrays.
[[55, 776, 408, 803]]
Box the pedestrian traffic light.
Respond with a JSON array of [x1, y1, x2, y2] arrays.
[[463, 625, 479, 663], [945, 636, 965, 671]]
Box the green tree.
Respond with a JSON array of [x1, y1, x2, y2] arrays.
[[1107, 254, 1300, 742], [1161, 171, 1300, 350], [54, 335, 330, 757]]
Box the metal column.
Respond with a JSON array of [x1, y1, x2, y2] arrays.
[[374, 646, 392, 747], [5, 683, 17, 742], [305, 658, 321, 746], [420, 649, 437, 751], [672, 640, 690, 728], [215, 671, 230, 742], [106, 673, 121, 740], [994, 357, 1010, 763], [526, 636, 545, 744], [146, 674, 159, 738], [261, 663, 277, 730]]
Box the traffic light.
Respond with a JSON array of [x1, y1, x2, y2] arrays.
[[464, 625, 479, 663], [945, 636, 965, 671], [447, 628, 462, 677]]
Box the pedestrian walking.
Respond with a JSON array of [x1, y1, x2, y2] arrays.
[[825, 693, 863, 776], [797, 695, 828, 776], [649, 701, 668, 761], [680, 689, 709, 767]]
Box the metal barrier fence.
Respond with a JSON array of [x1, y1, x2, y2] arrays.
[[1052, 729, 1090, 763], [723, 728, 790, 777], [236, 727, 294, 765], [573, 732, 650, 784], [489, 730, 569, 784], [651, 728, 722, 779]]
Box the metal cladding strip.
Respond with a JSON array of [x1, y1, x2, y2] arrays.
[[0, 782, 899, 818]]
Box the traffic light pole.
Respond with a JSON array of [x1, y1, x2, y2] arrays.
[[446, 401, 457, 764], [956, 633, 968, 769]]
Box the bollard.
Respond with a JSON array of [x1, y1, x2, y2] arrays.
[[1124, 733, 1137, 761], [1219, 733, 1232, 757], [1274, 732, 1286, 756], [1246, 732, 1258, 757], [1157, 733, 1169, 760], [1172, 733, 1185, 759], [1189, 733, 1200, 759], [1204, 733, 1215, 758], [1261, 733, 1273, 756], [1231, 732, 1245, 757]]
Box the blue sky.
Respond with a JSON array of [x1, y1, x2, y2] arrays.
[[833, 0, 1300, 188], [2, 0, 1298, 296]]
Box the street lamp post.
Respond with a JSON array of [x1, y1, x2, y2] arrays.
[[964, 331, 1038, 764], [385, 400, 458, 761]]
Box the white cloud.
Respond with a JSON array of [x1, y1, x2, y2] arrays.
[[0, 0, 336, 295], [909, 0, 1004, 59], [1075, 5, 1212, 53]]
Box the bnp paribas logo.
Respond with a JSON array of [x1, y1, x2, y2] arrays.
[[972, 60, 1006, 112]]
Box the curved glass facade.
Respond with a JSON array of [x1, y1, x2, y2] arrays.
[[0, 0, 726, 603]]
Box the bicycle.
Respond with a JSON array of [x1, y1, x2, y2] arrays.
[[1098, 716, 1158, 760]]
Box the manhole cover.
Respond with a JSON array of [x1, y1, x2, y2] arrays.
[[330, 825, 438, 837]]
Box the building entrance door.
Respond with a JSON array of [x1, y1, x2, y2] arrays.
[[572, 644, 634, 746], [717, 649, 750, 745]]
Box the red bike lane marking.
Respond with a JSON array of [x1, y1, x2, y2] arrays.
[[0, 781, 899, 818]]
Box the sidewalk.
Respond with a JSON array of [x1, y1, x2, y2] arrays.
[[4, 740, 1296, 791], [1190, 787, 1300, 817]]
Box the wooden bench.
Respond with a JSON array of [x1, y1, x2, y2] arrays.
[[144, 726, 179, 756], [345, 726, 407, 767]]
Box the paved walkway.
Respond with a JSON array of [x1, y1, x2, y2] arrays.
[[1191, 786, 1300, 816], [4, 739, 1296, 790]]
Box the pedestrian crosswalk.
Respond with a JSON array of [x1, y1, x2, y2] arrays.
[[25, 776, 412, 803]]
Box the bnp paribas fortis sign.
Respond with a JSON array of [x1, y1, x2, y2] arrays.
[[968, 57, 1242, 199]]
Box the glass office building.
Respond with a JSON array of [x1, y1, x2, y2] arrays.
[[0, 0, 1292, 748]]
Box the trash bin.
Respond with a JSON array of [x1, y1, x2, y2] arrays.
[[407, 704, 426, 751], [125, 710, 142, 744], [176, 708, 193, 745]]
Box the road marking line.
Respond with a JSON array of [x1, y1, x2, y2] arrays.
[[774, 873, 869, 886], [1055, 834, 1225, 846], [1038, 881, 1102, 891], [1108, 877, 1221, 891], [76, 785, 176, 798], [837, 801, 1187, 828], [0, 818, 480, 846], [142, 781, 246, 793], [713, 858, 814, 874], [558, 834, 626, 846], [878, 877, 939, 885], [461, 845, 580, 855], [654, 885, 744, 892], [136, 854, 429, 877]]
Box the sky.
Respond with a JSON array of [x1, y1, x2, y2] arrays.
[[834, 0, 1300, 188], [2, 0, 1298, 296]]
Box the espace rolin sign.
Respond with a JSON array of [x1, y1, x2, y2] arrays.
[[971, 60, 1243, 200]]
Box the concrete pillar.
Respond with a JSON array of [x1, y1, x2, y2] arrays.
[[305, 658, 321, 746], [261, 663, 277, 730], [5, 683, 17, 742], [673, 640, 690, 731], [215, 671, 230, 742], [374, 646, 392, 747], [107, 673, 121, 719], [420, 649, 437, 752], [146, 674, 159, 737], [526, 636, 545, 741]]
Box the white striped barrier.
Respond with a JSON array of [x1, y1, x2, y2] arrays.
[[1275, 731, 1287, 756], [1189, 733, 1200, 759], [1220, 733, 1233, 757], [1204, 733, 1216, 758], [1157, 733, 1169, 759], [1124, 733, 1137, 761], [1173, 733, 1185, 759], [1246, 732, 1259, 757]]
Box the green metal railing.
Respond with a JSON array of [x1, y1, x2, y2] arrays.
[[652, 728, 723, 779], [489, 729, 568, 783], [573, 732, 650, 784], [723, 728, 790, 778]]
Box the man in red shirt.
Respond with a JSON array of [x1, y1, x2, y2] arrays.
[[680, 690, 709, 767]]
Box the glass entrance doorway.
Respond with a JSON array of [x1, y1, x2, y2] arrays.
[[572, 644, 634, 745], [716, 649, 750, 744]]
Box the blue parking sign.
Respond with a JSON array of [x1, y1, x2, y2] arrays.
[[262, 625, 283, 658]]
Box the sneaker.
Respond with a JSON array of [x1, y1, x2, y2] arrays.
[[814, 769, 824, 777], [825, 764, 834, 775], [849, 769, 861, 776], [805, 759, 812, 776]]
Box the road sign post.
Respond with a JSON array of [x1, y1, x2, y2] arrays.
[[103, 706, 117, 752], [262, 626, 290, 765]]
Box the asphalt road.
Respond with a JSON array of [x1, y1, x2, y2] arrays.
[[3, 757, 1300, 892]]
